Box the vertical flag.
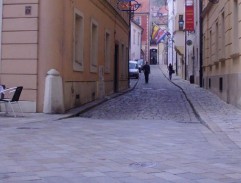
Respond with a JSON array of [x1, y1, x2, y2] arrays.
[[185, 0, 194, 31], [155, 29, 166, 44], [151, 24, 160, 40]]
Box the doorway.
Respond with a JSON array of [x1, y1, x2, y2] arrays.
[[114, 44, 119, 92], [150, 49, 157, 65]]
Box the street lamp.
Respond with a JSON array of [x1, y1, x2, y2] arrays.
[[178, 15, 184, 31]]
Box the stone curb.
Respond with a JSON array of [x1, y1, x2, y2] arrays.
[[0, 79, 139, 123], [159, 65, 241, 149], [60, 78, 139, 120], [158, 65, 223, 132]]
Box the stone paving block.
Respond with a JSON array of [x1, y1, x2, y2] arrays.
[[197, 179, 222, 183], [1, 66, 241, 182], [153, 172, 185, 181]]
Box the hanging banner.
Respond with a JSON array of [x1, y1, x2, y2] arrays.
[[185, 5, 194, 31]]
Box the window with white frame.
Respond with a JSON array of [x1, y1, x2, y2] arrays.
[[135, 16, 141, 25], [121, 44, 128, 79], [232, 0, 239, 54], [209, 30, 212, 64], [138, 32, 140, 46], [203, 34, 206, 65], [215, 21, 219, 61], [125, 47, 128, 79], [133, 29, 136, 44], [221, 12, 225, 59], [90, 19, 98, 73], [73, 9, 84, 71], [121, 44, 125, 78], [105, 30, 111, 73]]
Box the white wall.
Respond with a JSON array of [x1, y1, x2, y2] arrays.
[[167, 0, 174, 66], [130, 21, 142, 61]]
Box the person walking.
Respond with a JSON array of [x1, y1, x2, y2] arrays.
[[142, 61, 151, 83], [168, 63, 174, 80]]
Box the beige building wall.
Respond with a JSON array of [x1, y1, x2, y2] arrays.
[[1, 0, 38, 112], [130, 20, 143, 61], [173, 0, 185, 79], [0, 0, 130, 113], [202, 0, 241, 109]]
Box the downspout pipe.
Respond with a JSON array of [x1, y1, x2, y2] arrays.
[[185, 31, 187, 80], [128, 2, 132, 88], [0, 0, 3, 83], [199, 1, 203, 87]]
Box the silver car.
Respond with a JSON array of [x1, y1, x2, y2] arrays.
[[137, 59, 144, 73], [129, 61, 139, 79]]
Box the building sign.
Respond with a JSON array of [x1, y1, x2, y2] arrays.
[[185, 2, 194, 31], [186, 40, 193, 46]]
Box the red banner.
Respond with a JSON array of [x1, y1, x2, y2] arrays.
[[185, 5, 194, 31]]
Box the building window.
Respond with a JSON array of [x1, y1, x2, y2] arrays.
[[133, 29, 136, 44], [135, 16, 141, 25], [121, 44, 125, 78], [90, 19, 98, 73], [219, 77, 223, 92], [178, 15, 184, 31], [203, 35, 206, 65], [215, 21, 219, 61], [209, 30, 212, 64], [73, 9, 84, 71], [232, 0, 239, 54], [138, 32, 141, 46], [104, 31, 111, 73], [126, 47, 128, 79], [221, 12, 225, 59]]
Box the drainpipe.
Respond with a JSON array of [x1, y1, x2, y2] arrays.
[[184, 31, 187, 80], [176, 52, 178, 75], [128, 2, 131, 88], [199, 1, 203, 87], [0, 0, 3, 83]]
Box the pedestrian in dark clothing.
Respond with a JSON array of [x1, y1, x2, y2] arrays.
[[142, 62, 151, 83], [168, 63, 174, 80]]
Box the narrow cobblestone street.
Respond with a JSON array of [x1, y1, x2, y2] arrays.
[[1, 0, 241, 182], [1, 66, 241, 182], [80, 66, 198, 123]]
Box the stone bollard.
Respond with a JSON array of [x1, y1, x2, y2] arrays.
[[43, 69, 65, 114]]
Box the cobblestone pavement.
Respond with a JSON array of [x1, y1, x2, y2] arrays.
[[162, 65, 241, 150], [80, 66, 198, 123], [2, 65, 241, 182]]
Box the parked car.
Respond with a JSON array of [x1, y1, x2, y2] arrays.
[[129, 61, 139, 79], [137, 59, 144, 73]]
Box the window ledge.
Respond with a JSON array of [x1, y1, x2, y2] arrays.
[[230, 52, 240, 59], [219, 57, 226, 62], [214, 60, 219, 64]]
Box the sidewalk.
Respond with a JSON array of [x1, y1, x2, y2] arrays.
[[160, 65, 241, 149], [1, 68, 241, 149], [0, 79, 139, 125]]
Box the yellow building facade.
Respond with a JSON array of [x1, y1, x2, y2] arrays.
[[202, 0, 241, 108], [0, 0, 130, 113]]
